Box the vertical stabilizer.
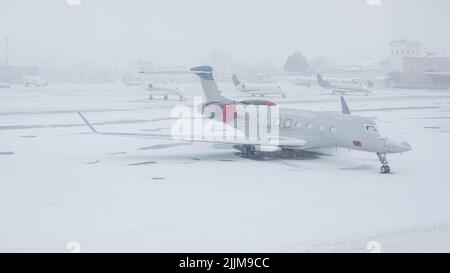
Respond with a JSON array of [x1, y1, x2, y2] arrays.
[[231, 74, 241, 86], [316, 74, 327, 87], [190, 66, 233, 103], [340, 96, 351, 114]]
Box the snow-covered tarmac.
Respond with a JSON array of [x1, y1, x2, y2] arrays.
[[1, 82, 450, 252]]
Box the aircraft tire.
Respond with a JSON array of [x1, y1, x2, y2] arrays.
[[380, 165, 391, 174]]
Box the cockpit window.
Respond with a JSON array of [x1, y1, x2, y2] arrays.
[[365, 125, 378, 133]]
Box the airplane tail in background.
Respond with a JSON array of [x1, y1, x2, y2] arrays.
[[340, 96, 351, 114], [316, 74, 327, 87], [231, 74, 241, 86], [190, 66, 233, 103]]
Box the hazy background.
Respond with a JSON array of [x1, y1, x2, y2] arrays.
[[0, 0, 449, 66]]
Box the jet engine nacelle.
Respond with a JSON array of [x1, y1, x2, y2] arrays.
[[199, 102, 237, 123], [198, 100, 276, 123], [256, 145, 281, 152]]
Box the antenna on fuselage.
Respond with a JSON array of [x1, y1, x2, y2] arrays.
[[340, 96, 351, 115]]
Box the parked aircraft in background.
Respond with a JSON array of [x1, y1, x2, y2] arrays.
[[122, 76, 143, 86], [78, 66, 411, 174], [24, 76, 48, 87], [0, 81, 10, 88], [317, 74, 372, 96], [232, 74, 286, 98], [145, 82, 185, 101]]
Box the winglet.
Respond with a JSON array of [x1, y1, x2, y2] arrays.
[[77, 111, 98, 134], [340, 96, 351, 114]]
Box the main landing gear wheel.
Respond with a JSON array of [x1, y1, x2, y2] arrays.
[[242, 145, 256, 156], [377, 153, 391, 174], [282, 149, 297, 159]]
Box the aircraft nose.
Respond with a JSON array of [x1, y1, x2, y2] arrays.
[[389, 141, 412, 153]]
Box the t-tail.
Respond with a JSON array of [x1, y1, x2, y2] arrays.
[[231, 74, 241, 86], [190, 66, 233, 104]]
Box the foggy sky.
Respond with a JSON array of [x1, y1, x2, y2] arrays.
[[0, 0, 449, 67]]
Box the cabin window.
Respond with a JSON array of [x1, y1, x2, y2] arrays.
[[329, 126, 337, 134], [295, 121, 302, 128], [317, 124, 325, 131], [306, 122, 313, 129], [365, 125, 378, 133], [284, 118, 292, 128], [274, 118, 281, 127]]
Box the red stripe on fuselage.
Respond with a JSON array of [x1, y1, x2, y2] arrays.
[[353, 140, 362, 147], [222, 104, 237, 123]]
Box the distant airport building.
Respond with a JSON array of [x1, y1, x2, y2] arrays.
[[0, 64, 40, 83], [318, 62, 390, 76], [401, 55, 450, 89], [390, 39, 422, 58], [389, 38, 422, 73], [387, 39, 450, 89], [403, 56, 450, 77]]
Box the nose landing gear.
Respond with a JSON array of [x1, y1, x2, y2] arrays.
[[380, 165, 391, 174], [377, 153, 391, 174], [234, 145, 257, 157]]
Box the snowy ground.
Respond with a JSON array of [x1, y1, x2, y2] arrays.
[[1, 81, 450, 253]]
